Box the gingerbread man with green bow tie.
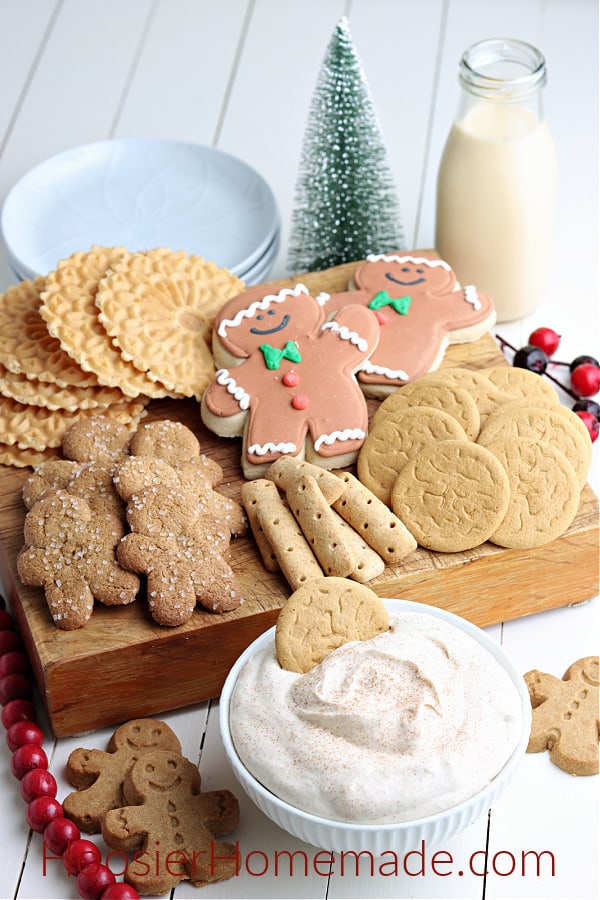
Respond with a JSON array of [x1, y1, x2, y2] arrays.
[[201, 283, 379, 479], [320, 252, 496, 398]]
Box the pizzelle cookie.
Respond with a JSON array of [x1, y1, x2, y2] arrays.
[[0, 361, 126, 411], [39, 246, 171, 399], [478, 402, 592, 489], [358, 406, 468, 504], [275, 576, 390, 674], [390, 439, 511, 552], [484, 437, 581, 548], [0, 276, 98, 388], [96, 251, 243, 399]]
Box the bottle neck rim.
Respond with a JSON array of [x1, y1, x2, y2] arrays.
[[459, 38, 547, 100]]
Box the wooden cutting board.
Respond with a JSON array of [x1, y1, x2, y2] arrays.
[[1, 259, 598, 736]]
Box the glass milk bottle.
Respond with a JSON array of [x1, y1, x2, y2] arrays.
[[435, 39, 558, 322]]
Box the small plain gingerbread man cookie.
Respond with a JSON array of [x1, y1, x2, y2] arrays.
[[201, 283, 379, 478], [322, 252, 496, 397], [525, 656, 599, 775], [102, 749, 240, 894], [63, 718, 182, 833]]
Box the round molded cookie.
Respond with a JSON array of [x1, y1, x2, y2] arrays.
[[485, 437, 581, 549], [358, 406, 468, 504], [275, 576, 390, 674], [370, 379, 481, 439], [480, 366, 560, 406], [412, 367, 513, 419], [390, 439, 511, 552], [477, 402, 592, 489]]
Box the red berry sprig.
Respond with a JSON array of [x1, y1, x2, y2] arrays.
[[496, 330, 600, 442], [0, 594, 139, 900]]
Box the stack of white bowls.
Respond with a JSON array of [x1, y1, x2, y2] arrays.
[[1, 139, 280, 286]]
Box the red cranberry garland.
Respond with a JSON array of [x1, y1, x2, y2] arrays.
[[496, 329, 600, 443], [0, 595, 138, 900]]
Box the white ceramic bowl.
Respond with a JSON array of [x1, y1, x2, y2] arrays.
[[219, 598, 531, 854]]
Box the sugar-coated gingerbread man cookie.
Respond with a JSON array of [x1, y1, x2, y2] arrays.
[[525, 656, 599, 775], [102, 749, 240, 894], [63, 718, 182, 833], [322, 252, 496, 397], [201, 283, 379, 478], [114, 455, 243, 625], [17, 488, 139, 629]]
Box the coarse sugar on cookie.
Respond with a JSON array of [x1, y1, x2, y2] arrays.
[[0, 276, 99, 388], [370, 379, 481, 439], [358, 405, 469, 504], [485, 437, 581, 549], [390, 439, 511, 553], [96, 252, 243, 399], [40, 246, 174, 399], [477, 402, 592, 489], [275, 576, 390, 674]]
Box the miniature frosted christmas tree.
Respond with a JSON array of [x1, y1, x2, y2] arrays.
[[287, 16, 403, 273]]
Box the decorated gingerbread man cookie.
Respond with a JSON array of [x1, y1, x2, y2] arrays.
[[525, 656, 599, 775], [201, 283, 379, 478], [321, 252, 496, 397], [102, 749, 240, 893]]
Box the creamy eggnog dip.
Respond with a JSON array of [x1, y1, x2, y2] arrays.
[[229, 612, 523, 824]]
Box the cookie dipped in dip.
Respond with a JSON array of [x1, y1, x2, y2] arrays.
[[229, 605, 523, 824]]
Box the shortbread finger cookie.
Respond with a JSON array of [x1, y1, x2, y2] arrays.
[[477, 403, 592, 489], [0, 276, 98, 388], [240, 480, 280, 573], [333, 513, 386, 583], [96, 253, 242, 399], [390, 440, 511, 553], [275, 576, 390, 673], [0, 395, 147, 451], [485, 438, 581, 549], [333, 472, 417, 564], [286, 474, 356, 577], [358, 406, 468, 504], [370, 380, 480, 439], [254, 479, 323, 589], [39, 247, 173, 399], [265, 456, 346, 504]]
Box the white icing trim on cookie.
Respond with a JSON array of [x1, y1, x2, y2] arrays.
[[463, 284, 482, 311], [321, 321, 369, 352], [216, 369, 250, 409], [315, 292, 330, 306], [366, 253, 452, 271], [359, 360, 410, 381], [248, 441, 298, 456], [217, 285, 310, 337], [314, 428, 366, 452]]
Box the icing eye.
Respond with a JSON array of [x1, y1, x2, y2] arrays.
[[256, 314, 264, 321], [401, 267, 410, 272], [267, 309, 276, 315], [416, 268, 424, 273]]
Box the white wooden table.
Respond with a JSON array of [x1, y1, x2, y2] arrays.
[[0, 1, 598, 898]]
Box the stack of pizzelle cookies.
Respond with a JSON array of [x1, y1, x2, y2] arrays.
[[0, 245, 244, 467], [240, 456, 417, 592], [358, 366, 592, 552]]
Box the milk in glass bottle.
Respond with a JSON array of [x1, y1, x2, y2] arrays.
[[435, 39, 557, 322]]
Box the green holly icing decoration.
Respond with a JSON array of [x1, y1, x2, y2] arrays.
[[368, 290, 411, 315], [259, 340, 302, 370]]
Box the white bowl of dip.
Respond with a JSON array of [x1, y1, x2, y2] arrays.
[[219, 598, 531, 854]]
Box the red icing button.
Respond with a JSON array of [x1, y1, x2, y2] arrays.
[[282, 370, 300, 387], [291, 395, 309, 410], [375, 310, 389, 325]]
